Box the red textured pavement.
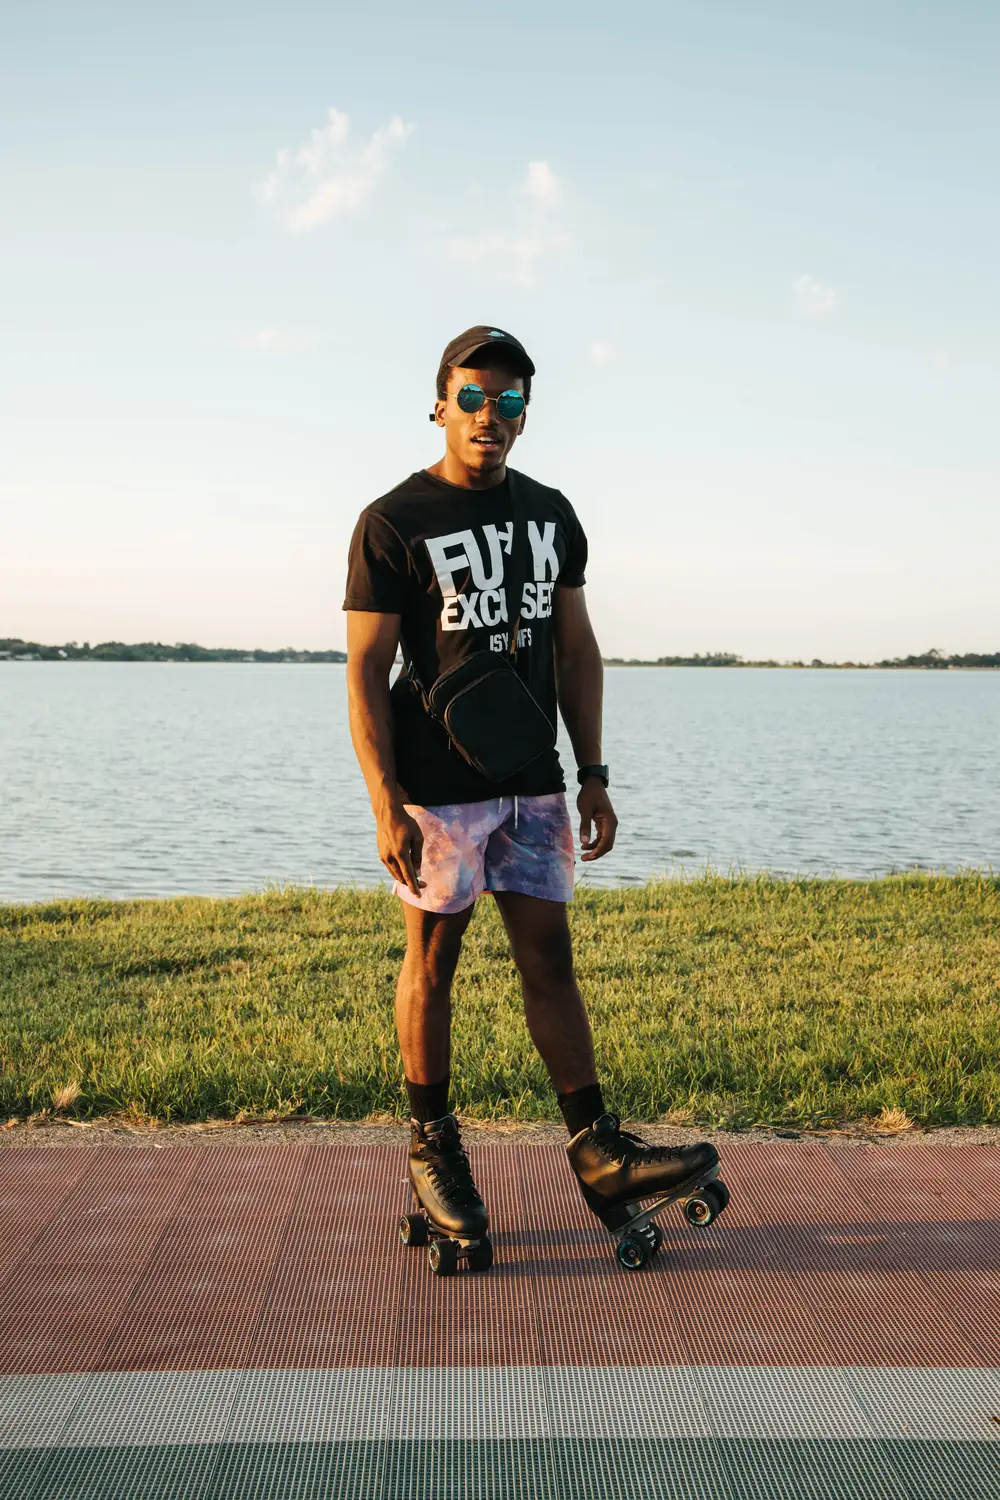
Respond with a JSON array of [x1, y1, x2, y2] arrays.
[[0, 1141, 996, 1378]]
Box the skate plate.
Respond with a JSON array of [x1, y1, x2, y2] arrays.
[[600, 1162, 731, 1271], [398, 1209, 493, 1277]]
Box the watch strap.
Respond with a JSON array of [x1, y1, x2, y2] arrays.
[[577, 763, 609, 787]]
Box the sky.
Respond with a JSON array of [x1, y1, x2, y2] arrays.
[[2, 0, 997, 660]]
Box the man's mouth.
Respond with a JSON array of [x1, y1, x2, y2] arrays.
[[471, 433, 503, 451]]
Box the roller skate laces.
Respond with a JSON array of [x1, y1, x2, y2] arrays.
[[412, 1116, 484, 1214], [593, 1118, 700, 1169]]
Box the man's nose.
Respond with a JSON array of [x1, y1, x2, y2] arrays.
[[474, 400, 497, 425]]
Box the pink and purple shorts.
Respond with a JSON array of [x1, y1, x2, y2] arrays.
[[394, 792, 576, 914]]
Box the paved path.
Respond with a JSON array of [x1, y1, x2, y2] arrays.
[[1, 1141, 998, 1497]]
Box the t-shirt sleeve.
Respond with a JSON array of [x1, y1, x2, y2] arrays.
[[342, 510, 411, 613], [558, 495, 588, 588]]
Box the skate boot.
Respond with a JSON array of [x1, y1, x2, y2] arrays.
[[567, 1112, 729, 1271], [398, 1114, 493, 1276]]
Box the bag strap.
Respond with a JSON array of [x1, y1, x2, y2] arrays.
[[401, 636, 428, 705], [504, 469, 528, 664]]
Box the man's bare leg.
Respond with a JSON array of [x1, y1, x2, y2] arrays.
[[396, 899, 490, 1263], [395, 900, 475, 1084], [491, 889, 597, 1095]]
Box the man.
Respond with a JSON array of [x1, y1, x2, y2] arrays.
[[344, 326, 719, 1272]]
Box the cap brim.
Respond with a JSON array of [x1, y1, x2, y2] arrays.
[[449, 340, 535, 378]]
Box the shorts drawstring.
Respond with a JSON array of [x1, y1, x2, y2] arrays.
[[498, 796, 520, 830]]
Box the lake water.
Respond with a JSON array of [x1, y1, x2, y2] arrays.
[[1, 663, 997, 903]]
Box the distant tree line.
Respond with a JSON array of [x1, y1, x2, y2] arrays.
[[0, 639, 347, 663], [871, 649, 1000, 669], [603, 648, 1000, 669], [3, 639, 998, 669]]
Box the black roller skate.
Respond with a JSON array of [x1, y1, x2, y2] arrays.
[[398, 1114, 493, 1276], [567, 1112, 729, 1271]]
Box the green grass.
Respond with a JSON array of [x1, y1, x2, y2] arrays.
[[1, 876, 997, 1128]]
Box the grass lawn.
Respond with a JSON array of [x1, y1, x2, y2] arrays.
[[1, 876, 997, 1128]]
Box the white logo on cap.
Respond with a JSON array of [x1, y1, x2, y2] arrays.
[[489, 329, 506, 338]]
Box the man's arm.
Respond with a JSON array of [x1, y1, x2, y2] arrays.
[[345, 610, 425, 894], [552, 585, 617, 861]]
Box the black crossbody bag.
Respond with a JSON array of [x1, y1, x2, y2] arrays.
[[403, 474, 557, 782]]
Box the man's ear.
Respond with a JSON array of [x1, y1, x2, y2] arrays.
[[433, 399, 447, 427], [517, 411, 527, 434]]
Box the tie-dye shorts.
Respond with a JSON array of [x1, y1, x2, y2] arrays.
[[393, 792, 576, 914]]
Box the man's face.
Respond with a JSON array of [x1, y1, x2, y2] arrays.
[[434, 364, 526, 476]]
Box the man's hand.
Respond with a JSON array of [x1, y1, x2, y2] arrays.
[[578, 780, 618, 862], [376, 799, 426, 894]]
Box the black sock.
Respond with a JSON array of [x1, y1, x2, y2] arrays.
[[558, 1082, 606, 1137], [405, 1074, 451, 1124]]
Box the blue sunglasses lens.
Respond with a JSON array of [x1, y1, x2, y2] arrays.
[[497, 390, 525, 420], [456, 384, 486, 413]]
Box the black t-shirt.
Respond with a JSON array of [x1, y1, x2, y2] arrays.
[[343, 466, 587, 805]]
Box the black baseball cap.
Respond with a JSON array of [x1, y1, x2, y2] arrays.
[[437, 324, 535, 380]]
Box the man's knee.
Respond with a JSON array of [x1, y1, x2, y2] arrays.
[[403, 905, 473, 989], [515, 929, 575, 990]]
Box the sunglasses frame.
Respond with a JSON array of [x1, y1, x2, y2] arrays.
[[426, 383, 527, 423]]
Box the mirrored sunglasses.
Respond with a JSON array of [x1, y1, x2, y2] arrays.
[[455, 384, 525, 420]]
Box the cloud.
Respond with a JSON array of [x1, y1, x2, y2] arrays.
[[929, 350, 952, 373], [525, 160, 559, 205], [588, 340, 619, 364], [258, 108, 413, 233], [793, 274, 840, 319], [445, 161, 568, 287], [242, 328, 321, 353]]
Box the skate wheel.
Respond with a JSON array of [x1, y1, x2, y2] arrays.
[[399, 1213, 428, 1247], [428, 1238, 459, 1277], [467, 1236, 494, 1273], [683, 1193, 716, 1228], [616, 1235, 650, 1271], [707, 1180, 730, 1214]]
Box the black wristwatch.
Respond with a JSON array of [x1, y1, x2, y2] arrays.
[[577, 764, 609, 788]]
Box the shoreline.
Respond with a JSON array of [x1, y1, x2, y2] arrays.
[[3, 868, 999, 912], [3, 659, 999, 670]]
